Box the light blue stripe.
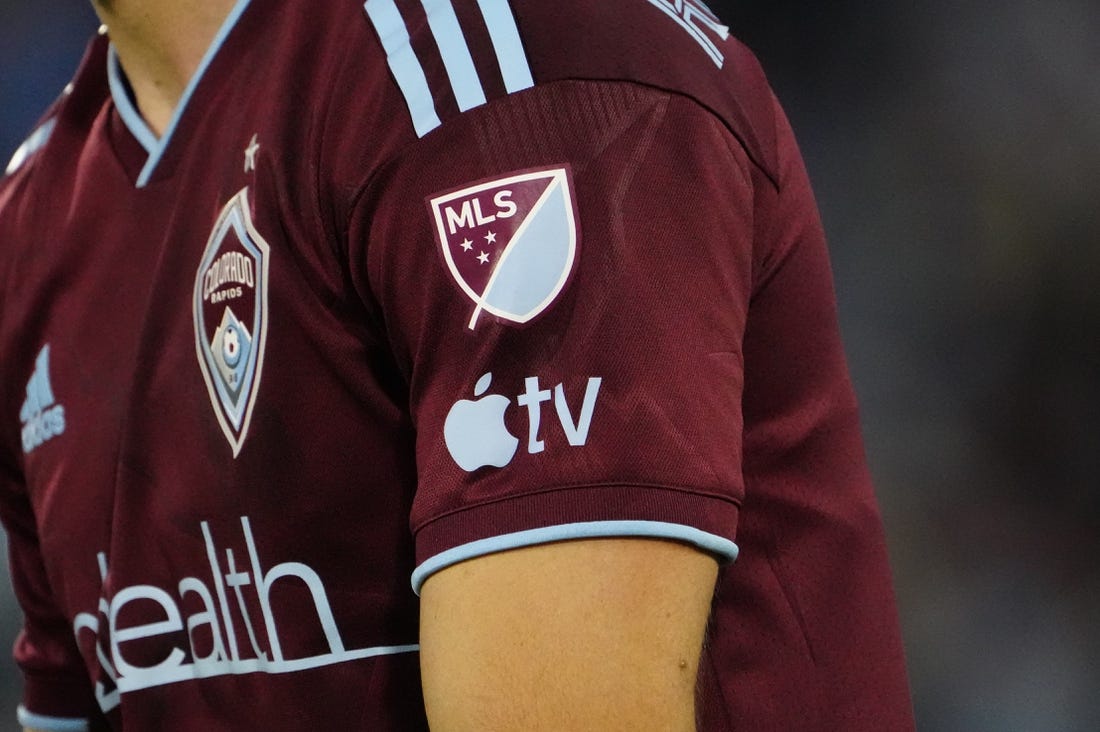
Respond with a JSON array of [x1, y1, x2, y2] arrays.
[[422, 0, 487, 112], [475, 0, 533, 93], [5, 118, 57, 176], [365, 0, 442, 138], [107, 47, 158, 155], [411, 520, 739, 594], [16, 706, 89, 732], [132, 0, 253, 187]]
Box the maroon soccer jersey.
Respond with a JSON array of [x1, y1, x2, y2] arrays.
[[0, 1, 914, 729]]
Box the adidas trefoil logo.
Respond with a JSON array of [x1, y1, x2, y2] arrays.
[[20, 345, 66, 454]]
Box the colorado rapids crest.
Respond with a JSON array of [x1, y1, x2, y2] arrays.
[[193, 189, 270, 456], [430, 167, 580, 330]]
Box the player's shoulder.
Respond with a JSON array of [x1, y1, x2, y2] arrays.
[[358, 0, 779, 178], [1, 34, 108, 213]]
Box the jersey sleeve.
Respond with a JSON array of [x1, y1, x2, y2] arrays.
[[347, 80, 758, 591], [0, 461, 105, 731], [0, 84, 105, 731]]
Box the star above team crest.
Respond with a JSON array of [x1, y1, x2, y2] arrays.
[[244, 134, 260, 173]]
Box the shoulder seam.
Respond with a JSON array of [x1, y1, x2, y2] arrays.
[[355, 78, 778, 204], [360, 2, 777, 184]]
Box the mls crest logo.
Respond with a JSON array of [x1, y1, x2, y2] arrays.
[[193, 188, 270, 456], [429, 166, 580, 330]]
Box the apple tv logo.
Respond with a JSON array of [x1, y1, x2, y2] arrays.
[[444, 372, 603, 472]]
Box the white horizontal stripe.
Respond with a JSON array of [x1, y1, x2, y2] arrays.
[[365, 0, 442, 137], [17, 706, 89, 732], [412, 520, 739, 593], [113, 643, 420, 693], [476, 0, 534, 93]]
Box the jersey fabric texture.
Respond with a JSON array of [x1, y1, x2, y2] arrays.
[[0, 0, 915, 729]]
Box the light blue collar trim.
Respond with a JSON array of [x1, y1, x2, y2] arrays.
[[106, 0, 253, 188], [107, 47, 159, 155]]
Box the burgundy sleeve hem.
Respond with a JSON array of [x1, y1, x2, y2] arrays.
[[20, 669, 100, 724]]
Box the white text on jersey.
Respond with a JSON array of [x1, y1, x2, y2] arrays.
[[646, 0, 730, 68], [72, 517, 418, 713]]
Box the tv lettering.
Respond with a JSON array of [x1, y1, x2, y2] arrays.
[[444, 373, 602, 471]]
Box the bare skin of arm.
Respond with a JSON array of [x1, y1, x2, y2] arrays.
[[419, 538, 718, 731]]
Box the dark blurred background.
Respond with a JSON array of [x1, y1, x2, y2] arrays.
[[1, 1, 1097, 729]]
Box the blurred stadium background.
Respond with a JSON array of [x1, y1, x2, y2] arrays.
[[1, 1, 1097, 729]]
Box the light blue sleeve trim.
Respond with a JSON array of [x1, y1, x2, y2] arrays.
[[16, 706, 89, 732], [129, 0, 253, 187], [411, 520, 739, 594], [107, 47, 158, 156], [365, 0, 443, 138]]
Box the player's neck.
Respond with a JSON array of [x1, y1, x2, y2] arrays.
[[92, 0, 238, 137]]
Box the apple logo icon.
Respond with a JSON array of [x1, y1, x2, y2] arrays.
[[444, 373, 520, 471]]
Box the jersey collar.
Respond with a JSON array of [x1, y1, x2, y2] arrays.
[[106, 0, 253, 188]]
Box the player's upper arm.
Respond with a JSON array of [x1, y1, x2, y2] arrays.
[[419, 537, 718, 731]]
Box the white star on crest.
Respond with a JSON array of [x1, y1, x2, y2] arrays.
[[485, 231, 497, 244], [244, 134, 260, 173], [460, 238, 474, 251], [477, 251, 490, 264]]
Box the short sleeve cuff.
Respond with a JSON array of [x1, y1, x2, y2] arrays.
[[18, 669, 101, 731], [17, 706, 89, 732], [412, 519, 738, 593], [412, 484, 740, 593]]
